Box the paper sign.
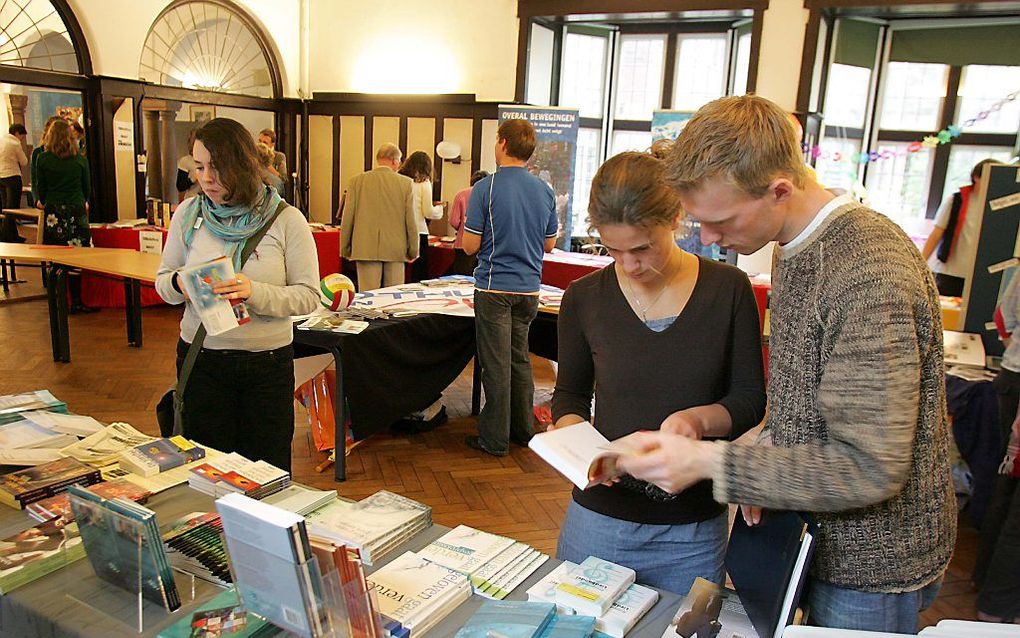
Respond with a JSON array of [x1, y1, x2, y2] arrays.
[[989, 192, 1020, 211], [139, 230, 163, 255], [115, 122, 133, 149]]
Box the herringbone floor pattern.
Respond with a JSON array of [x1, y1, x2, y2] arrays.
[[0, 273, 983, 627]]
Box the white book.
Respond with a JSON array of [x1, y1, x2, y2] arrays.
[[20, 411, 104, 437], [469, 541, 532, 591], [480, 550, 549, 600], [261, 484, 337, 516], [555, 556, 636, 617], [0, 447, 64, 466], [596, 583, 659, 638], [178, 256, 248, 336], [61, 422, 157, 467], [527, 561, 577, 613], [215, 492, 310, 563], [0, 418, 69, 449], [418, 525, 516, 576], [528, 422, 630, 490], [365, 551, 470, 630], [305, 491, 431, 563]]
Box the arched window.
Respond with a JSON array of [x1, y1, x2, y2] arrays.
[[139, 0, 281, 98], [0, 0, 87, 74]]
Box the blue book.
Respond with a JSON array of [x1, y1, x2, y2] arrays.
[[454, 600, 557, 638], [537, 614, 597, 638]]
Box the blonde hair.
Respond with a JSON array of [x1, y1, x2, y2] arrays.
[[665, 95, 807, 197], [588, 152, 683, 231], [43, 119, 76, 160], [255, 142, 275, 168]]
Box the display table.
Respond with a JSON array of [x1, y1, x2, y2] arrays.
[[541, 250, 613, 289], [0, 484, 683, 638]]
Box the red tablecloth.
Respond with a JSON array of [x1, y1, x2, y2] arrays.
[[427, 238, 456, 278], [83, 226, 342, 308], [541, 250, 613, 289]]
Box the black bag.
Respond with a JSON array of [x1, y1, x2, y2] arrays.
[[156, 200, 288, 437]]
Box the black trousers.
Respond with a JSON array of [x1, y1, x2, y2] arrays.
[[411, 234, 430, 282], [973, 368, 1020, 619], [0, 175, 21, 242], [176, 339, 296, 472]]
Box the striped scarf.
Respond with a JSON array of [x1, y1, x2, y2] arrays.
[[179, 185, 283, 272]]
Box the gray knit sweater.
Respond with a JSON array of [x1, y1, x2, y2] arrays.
[[714, 202, 957, 593]]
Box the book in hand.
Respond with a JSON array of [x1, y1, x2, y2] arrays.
[[555, 556, 636, 618], [665, 577, 755, 638], [453, 600, 557, 638], [365, 551, 472, 636], [0, 517, 86, 594], [528, 422, 632, 490], [724, 511, 816, 638], [178, 256, 251, 336], [68, 484, 181, 611], [119, 436, 206, 477], [0, 457, 102, 509], [26, 479, 151, 524]]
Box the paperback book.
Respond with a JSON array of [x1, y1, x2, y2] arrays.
[[162, 512, 231, 586], [60, 422, 158, 468], [26, 479, 151, 524], [261, 484, 337, 516], [665, 578, 755, 638], [478, 548, 549, 600], [119, 436, 206, 477], [364, 551, 471, 636], [178, 256, 251, 335], [0, 457, 102, 509], [527, 562, 579, 614], [187, 452, 290, 500], [0, 416, 72, 449], [0, 517, 85, 594], [156, 586, 276, 638], [555, 557, 635, 618], [0, 390, 67, 425], [538, 613, 598, 638], [18, 410, 104, 437], [528, 422, 631, 490], [453, 600, 557, 638], [417, 525, 516, 578], [305, 491, 432, 565]]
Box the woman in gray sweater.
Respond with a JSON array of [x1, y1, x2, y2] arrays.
[[156, 118, 319, 471]]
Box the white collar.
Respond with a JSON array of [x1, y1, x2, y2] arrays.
[[779, 194, 853, 252]]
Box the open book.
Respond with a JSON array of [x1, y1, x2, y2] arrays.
[[528, 421, 631, 490]]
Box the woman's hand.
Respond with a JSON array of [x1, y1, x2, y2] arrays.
[[740, 505, 763, 526], [614, 431, 722, 494], [660, 410, 703, 439], [212, 273, 253, 300]]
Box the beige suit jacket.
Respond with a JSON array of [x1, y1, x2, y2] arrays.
[[340, 166, 419, 262]]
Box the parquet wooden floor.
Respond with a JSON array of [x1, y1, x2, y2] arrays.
[[0, 286, 987, 628]]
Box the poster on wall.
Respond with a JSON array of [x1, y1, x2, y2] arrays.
[[498, 105, 579, 247], [115, 122, 133, 149], [651, 109, 722, 261]]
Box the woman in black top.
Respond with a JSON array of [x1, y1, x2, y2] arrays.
[[551, 151, 766, 593]]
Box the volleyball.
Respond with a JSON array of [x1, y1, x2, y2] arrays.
[[319, 273, 356, 311]]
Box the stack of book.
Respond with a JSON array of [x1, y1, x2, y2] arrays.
[[216, 493, 330, 637], [0, 409, 105, 466], [418, 525, 550, 599], [0, 517, 86, 594], [0, 457, 102, 510], [68, 484, 181, 611], [453, 600, 558, 638], [60, 422, 158, 472], [553, 557, 636, 618], [118, 436, 206, 477], [365, 551, 472, 637], [527, 561, 658, 637], [0, 390, 67, 425], [261, 484, 337, 516], [162, 512, 231, 587], [305, 490, 431, 565], [26, 479, 151, 524], [188, 453, 291, 499]]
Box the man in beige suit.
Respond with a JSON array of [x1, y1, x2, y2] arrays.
[[340, 143, 419, 290]]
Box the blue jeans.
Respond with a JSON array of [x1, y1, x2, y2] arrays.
[[556, 500, 727, 594], [808, 577, 942, 633], [474, 290, 539, 454]]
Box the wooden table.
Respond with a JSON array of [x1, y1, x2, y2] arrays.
[[0, 243, 161, 362]]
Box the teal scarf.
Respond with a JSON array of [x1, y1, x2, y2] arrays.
[[179, 185, 283, 272]]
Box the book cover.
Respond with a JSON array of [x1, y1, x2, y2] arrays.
[[0, 517, 85, 594], [155, 586, 273, 638], [418, 525, 516, 576], [120, 437, 206, 477], [215, 492, 310, 564], [305, 491, 431, 564], [538, 613, 598, 638], [528, 422, 630, 490], [0, 390, 66, 424], [179, 256, 250, 336], [0, 457, 101, 508], [0, 417, 69, 449], [162, 512, 231, 587], [364, 551, 470, 629], [595, 583, 659, 638], [471, 541, 533, 591], [527, 561, 578, 613], [453, 600, 557, 638], [555, 557, 635, 617], [60, 422, 158, 468], [26, 479, 151, 524], [481, 550, 550, 600], [665, 578, 755, 638]]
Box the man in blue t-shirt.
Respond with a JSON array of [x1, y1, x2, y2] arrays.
[[463, 119, 558, 456]]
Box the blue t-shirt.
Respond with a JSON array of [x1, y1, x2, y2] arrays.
[[464, 166, 558, 293]]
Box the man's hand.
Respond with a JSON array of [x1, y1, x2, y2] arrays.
[[660, 410, 703, 439], [614, 431, 722, 494], [212, 274, 253, 300]]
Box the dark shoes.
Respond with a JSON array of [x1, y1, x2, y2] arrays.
[[464, 436, 508, 457], [69, 303, 98, 314], [511, 433, 534, 447]]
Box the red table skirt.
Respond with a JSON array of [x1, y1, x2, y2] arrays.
[[81, 226, 342, 308]]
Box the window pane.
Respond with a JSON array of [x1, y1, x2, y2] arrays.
[[957, 65, 1020, 134], [814, 137, 862, 192], [526, 23, 555, 106], [673, 34, 727, 111], [731, 32, 751, 96], [611, 130, 652, 156], [864, 141, 935, 224], [823, 64, 871, 128], [614, 35, 666, 120], [941, 145, 1015, 204], [560, 32, 608, 118], [878, 62, 947, 131], [572, 128, 603, 235]]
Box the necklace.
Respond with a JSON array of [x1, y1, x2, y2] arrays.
[[623, 252, 684, 322]]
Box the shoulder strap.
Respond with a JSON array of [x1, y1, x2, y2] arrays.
[[174, 200, 290, 432]]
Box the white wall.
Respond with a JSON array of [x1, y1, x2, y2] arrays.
[[307, 0, 519, 101], [753, 0, 811, 110]]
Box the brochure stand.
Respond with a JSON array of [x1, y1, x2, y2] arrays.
[[63, 492, 196, 633]]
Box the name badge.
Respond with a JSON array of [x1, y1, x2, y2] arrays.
[[193, 217, 204, 230]]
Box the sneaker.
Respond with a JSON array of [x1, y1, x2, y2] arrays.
[[464, 435, 508, 457]]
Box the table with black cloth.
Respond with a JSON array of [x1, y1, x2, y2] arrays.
[[946, 373, 1006, 527]]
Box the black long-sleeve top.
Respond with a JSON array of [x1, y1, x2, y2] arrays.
[[551, 257, 767, 524]]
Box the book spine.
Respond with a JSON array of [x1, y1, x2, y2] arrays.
[[14, 473, 102, 507]]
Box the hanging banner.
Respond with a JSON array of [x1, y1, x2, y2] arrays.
[[498, 105, 579, 247], [651, 110, 695, 142]]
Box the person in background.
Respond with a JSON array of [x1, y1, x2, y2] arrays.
[[973, 271, 1020, 625], [551, 151, 766, 592], [340, 143, 418, 291], [462, 119, 558, 456], [398, 150, 443, 281], [70, 120, 85, 155], [30, 116, 63, 206], [0, 123, 28, 242], [448, 170, 488, 275], [615, 95, 955, 633], [176, 129, 202, 204], [256, 141, 286, 197], [36, 118, 94, 313], [922, 158, 998, 297], [155, 118, 319, 472], [258, 128, 287, 190]]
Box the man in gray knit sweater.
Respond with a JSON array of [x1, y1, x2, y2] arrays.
[[617, 96, 956, 633]]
